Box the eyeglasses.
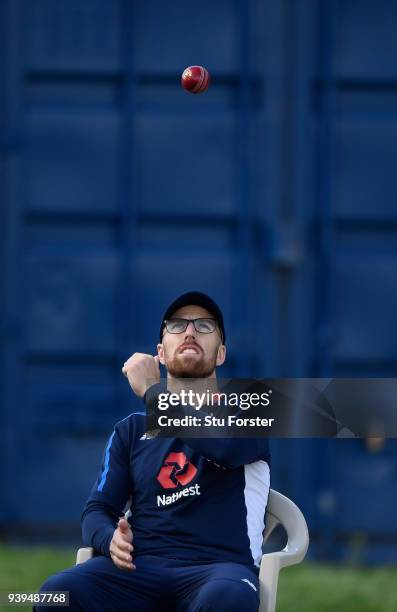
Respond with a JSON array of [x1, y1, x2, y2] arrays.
[[163, 318, 219, 336]]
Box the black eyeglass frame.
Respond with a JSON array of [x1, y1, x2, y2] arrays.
[[162, 318, 224, 342]]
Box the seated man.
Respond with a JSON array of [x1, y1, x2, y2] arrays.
[[36, 292, 271, 612]]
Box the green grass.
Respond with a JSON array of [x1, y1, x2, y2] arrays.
[[0, 545, 396, 611], [0, 545, 75, 592], [277, 563, 397, 612]]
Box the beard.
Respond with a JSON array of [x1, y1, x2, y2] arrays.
[[165, 349, 218, 378]]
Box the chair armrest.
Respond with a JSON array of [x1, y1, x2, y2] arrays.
[[264, 490, 309, 568], [76, 547, 95, 565]]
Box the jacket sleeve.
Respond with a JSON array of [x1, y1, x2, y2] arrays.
[[81, 422, 133, 557], [144, 384, 271, 469], [180, 437, 271, 469]]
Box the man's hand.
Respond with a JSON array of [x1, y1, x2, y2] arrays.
[[122, 353, 160, 398], [109, 517, 135, 571]]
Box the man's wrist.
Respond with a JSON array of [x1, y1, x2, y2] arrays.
[[102, 525, 117, 557], [143, 381, 166, 406], [143, 381, 167, 438]]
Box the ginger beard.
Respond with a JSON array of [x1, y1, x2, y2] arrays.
[[162, 339, 220, 378]]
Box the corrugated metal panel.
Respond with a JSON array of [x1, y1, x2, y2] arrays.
[[309, 0, 397, 561]]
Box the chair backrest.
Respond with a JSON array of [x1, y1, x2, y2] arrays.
[[263, 489, 309, 565]]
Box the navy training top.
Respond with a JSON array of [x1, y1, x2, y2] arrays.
[[81, 411, 271, 568]]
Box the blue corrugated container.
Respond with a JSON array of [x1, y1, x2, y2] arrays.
[[1, 0, 396, 563]]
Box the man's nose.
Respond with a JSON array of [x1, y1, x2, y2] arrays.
[[184, 321, 196, 337]]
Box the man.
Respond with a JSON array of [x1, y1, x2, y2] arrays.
[[36, 292, 270, 611]]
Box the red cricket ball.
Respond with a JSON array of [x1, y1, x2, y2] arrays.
[[181, 65, 210, 94]]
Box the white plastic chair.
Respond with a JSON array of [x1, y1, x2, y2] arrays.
[[259, 489, 309, 611], [76, 488, 309, 612]]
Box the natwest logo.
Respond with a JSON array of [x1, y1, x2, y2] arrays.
[[157, 484, 200, 507], [157, 452, 197, 489]]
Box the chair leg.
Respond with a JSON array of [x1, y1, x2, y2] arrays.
[[259, 556, 281, 612]]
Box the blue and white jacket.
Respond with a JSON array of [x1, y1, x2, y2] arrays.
[[82, 408, 271, 569]]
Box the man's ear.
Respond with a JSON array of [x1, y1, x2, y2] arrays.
[[157, 343, 165, 365], [216, 344, 226, 367]]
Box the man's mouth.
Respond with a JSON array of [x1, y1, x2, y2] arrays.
[[178, 344, 201, 355]]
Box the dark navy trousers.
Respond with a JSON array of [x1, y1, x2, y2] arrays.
[[34, 555, 260, 611]]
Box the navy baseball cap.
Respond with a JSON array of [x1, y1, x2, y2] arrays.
[[160, 291, 226, 344]]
